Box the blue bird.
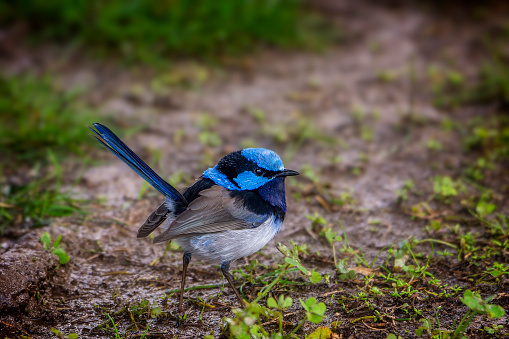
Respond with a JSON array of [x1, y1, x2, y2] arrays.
[[90, 123, 298, 312]]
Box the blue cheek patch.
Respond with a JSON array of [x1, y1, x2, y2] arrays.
[[241, 148, 284, 171], [234, 171, 271, 190], [203, 166, 240, 191]]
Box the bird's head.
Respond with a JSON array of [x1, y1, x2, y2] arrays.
[[203, 148, 299, 191]]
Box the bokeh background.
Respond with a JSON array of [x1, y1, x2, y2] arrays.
[[0, 1, 508, 338]]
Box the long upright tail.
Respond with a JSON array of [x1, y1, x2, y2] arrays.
[[90, 123, 187, 206]]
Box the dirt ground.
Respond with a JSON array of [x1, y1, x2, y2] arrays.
[[1, 1, 508, 338]]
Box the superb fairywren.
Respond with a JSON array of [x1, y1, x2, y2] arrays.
[[90, 123, 298, 311]]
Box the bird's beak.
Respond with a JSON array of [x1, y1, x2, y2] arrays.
[[276, 169, 299, 177]]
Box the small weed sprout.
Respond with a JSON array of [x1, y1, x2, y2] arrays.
[[396, 179, 415, 202], [0, 152, 85, 233], [432, 176, 464, 203], [451, 290, 505, 339], [426, 138, 443, 151], [267, 295, 293, 333], [300, 164, 321, 185], [50, 328, 78, 339], [40, 232, 70, 264], [319, 227, 342, 268], [267, 295, 292, 312], [306, 212, 327, 233], [484, 262, 509, 279]]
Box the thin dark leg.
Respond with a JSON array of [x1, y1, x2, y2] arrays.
[[179, 252, 192, 313], [221, 261, 245, 306]]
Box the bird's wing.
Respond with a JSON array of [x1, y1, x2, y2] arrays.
[[137, 203, 168, 238], [153, 186, 267, 243]]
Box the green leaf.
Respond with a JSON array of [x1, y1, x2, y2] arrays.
[[41, 232, 51, 250], [460, 290, 484, 313], [277, 243, 291, 257], [51, 247, 70, 264], [151, 306, 162, 318], [311, 302, 326, 316], [307, 313, 324, 323], [324, 229, 342, 244], [65, 334, 78, 339], [50, 327, 60, 335], [284, 257, 309, 275], [485, 304, 505, 318], [52, 234, 62, 248], [282, 296, 293, 309], [310, 269, 322, 283], [304, 297, 317, 309], [308, 326, 331, 339], [415, 327, 424, 336], [489, 270, 503, 277], [267, 297, 278, 308]]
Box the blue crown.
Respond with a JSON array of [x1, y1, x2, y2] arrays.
[[241, 148, 284, 172]]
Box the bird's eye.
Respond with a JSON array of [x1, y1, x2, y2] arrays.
[[254, 168, 263, 176]]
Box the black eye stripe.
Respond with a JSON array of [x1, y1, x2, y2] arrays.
[[261, 169, 279, 177], [215, 151, 282, 183]]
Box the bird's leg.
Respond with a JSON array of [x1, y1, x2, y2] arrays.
[[179, 251, 192, 313], [221, 261, 245, 307]]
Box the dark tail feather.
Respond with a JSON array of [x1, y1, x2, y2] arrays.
[[137, 202, 168, 238], [90, 123, 187, 206]]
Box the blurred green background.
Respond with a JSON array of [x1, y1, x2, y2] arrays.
[[0, 0, 331, 62], [0, 0, 335, 233]]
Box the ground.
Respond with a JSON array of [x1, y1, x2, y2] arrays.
[[0, 1, 508, 338]]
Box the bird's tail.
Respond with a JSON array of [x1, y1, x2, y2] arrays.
[[90, 123, 187, 206]]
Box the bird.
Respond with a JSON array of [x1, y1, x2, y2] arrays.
[[89, 123, 299, 312]]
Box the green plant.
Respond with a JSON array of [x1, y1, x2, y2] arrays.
[[307, 327, 332, 339], [292, 297, 326, 333], [415, 317, 450, 338], [437, 55, 509, 108], [301, 164, 321, 185], [267, 295, 293, 312], [50, 328, 78, 339], [475, 194, 496, 218], [336, 259, 356, 280], [330, 192, 355, 207], [223, 302, 280, 339], [130, 299, 162, 319], [484, 262, 509, 278], [104, 312, 123, 339], [1, 0, 334, 62], [267, 295, 293, 334], [278, 243, 323, 284], [224, 296, 326, 339], [396, 179, 415, 202], [0, 74, 98, 163], [319, 227, 342, 267], [40, 232, 70, 264], [451, 290, 505, 339], [0, 152, 85, 233], [427, 138, 443, 151], [306, 212, 326, 225], [484, 324, 503, 335], [432, 176, 464, 201]]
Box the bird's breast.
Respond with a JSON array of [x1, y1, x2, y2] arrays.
[[175, 215, 282, 264]]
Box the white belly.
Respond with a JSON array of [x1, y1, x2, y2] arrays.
[[175, 215, 280, 264]]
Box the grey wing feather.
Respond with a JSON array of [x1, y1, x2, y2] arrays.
[[137, 203, 169, 238], [153, 186, 267, 243]]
